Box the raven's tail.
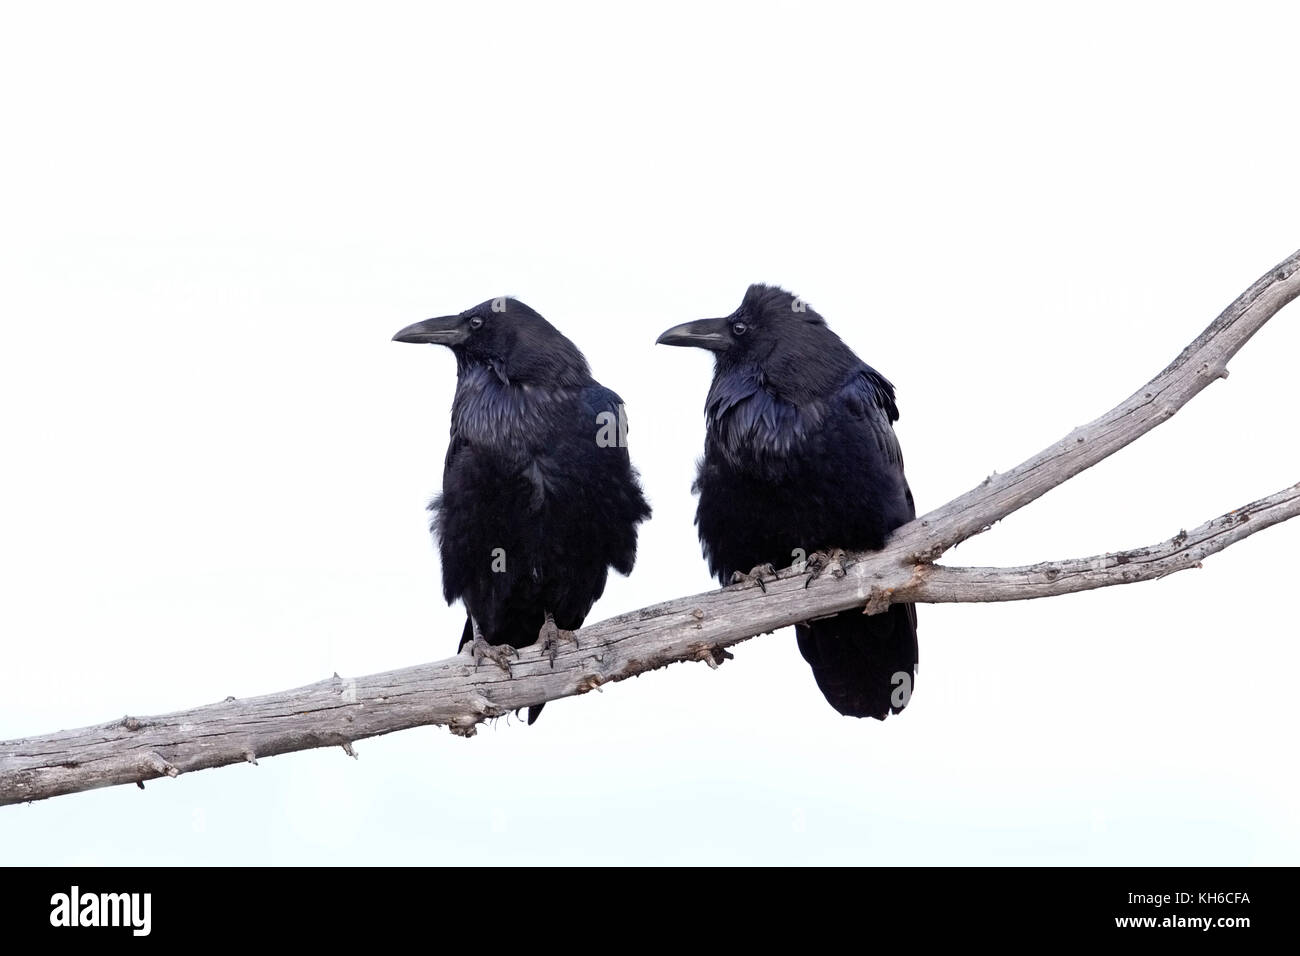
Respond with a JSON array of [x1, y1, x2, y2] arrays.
[[457, 615, 545, 725], [795, 602, 917, 719]]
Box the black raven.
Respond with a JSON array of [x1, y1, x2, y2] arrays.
[[394, 298, 651, 724], [657, 284, 917, 719]]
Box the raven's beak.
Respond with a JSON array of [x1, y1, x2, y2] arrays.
[[392, 315, 469, 346], [655, 318, 731, 351]]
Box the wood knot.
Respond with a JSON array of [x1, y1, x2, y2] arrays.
[[448, 716, 481, 738], [691, 644, 734, 670], [862, 586, 894, 616], [140, 752, 178, 778]]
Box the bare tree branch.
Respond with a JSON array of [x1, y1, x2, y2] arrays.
[[4, 247, 1299, 807], [904, 482, 1300, 606], [904, 247, 1300, 561]]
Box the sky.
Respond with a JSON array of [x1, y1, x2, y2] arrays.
[[2, 2, 1298, 865]]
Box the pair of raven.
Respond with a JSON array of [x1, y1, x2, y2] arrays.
[[393, 286, 917, 723]]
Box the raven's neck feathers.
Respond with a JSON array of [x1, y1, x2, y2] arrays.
[[450, 363, 587, 455], [704, 363, 842, 458], [704, 331, 897, 470]]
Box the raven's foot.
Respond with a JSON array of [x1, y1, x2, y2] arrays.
[[463, 637, 519, 675], [537, 612, 579, 667], [804, 549, 849, 588], [730, 563, 778, 593]]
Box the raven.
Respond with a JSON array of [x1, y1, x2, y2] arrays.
[[657, 284, 917, 719], [394, 298, 651, 724]]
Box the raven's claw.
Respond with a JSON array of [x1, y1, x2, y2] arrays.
[[464, 637, 519, 675], [730, 563, 778, 593], [537, 612, 579, 667], [804, 549, 849, 588]]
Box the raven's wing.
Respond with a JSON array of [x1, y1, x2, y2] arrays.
[[796, 364, 917, 719], [579, 384, 629, 455], [839, 365, 914, 523], [577, 383, 651, 575], [843, 365, 904, 462]]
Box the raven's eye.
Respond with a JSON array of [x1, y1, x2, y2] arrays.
[[732, 321, 747, 336], [469, 317, 484, 330]]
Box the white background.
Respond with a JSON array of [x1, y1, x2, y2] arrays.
[[2, 2, 1297, 865]]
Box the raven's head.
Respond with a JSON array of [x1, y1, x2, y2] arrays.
[[656, 284, 860, 402], [393, 297, 590, 386]]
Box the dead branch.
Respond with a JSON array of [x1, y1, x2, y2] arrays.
[[3, 247, 1298, 807], [902, 482, 1300, 604]]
